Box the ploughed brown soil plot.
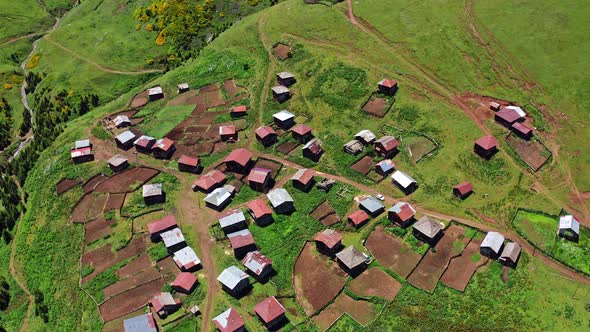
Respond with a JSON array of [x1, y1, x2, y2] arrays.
[[351, 156, 375, 175], [366, 226, 422, 278], [252, 158, 283, 178], [95, 167, 159, 193], [85, 218, 113, 244], [82, 236, 147, 283], [56, 179, 81, 195], [506, 134, 550, 171], [105, 193, 126, 211], [99, 278, 165, 322], [348, 267, 402, 301], [104, 268, 161, 298], [130, 91, 149, 108], [88, 193, 108, 220], [407, 225, 471, 292], [83, 174, 108, 193], [312, 294, 376, 331], [223, 79, 245, 97], [273, 43, 291, 60], [362, 95, 392, 118], [310, 200, 340, 226], [72, 194, 95, 223], [294, 242, 348, 316], [440, 236, 488, 291], [276, 141, 300, 154], [116, 253, 152, 279]]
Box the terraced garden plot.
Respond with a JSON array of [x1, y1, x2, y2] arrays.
[[348, 267, 402, 301], [365, 226, 422, 278], [440, 236, 488, 291], [312, 294, 377, 331], [99, 278, 165, 322]]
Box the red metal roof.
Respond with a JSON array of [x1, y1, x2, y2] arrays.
[[376, 137, 400, 152], [454, 181, 473, 196], [71, 147, 92, 158], [171, 272, 197, 291], [231, 105, 247, 113], [193, 170, 226, 191], [134, 136, 154, 148], [314, 229, 342, 249], [247, 198, 272, 219], [154, 137, 175, 151], [379, 79, 398, 88], [255, 126, 277, 139], [219, 125, 237, 136], [241, 251, 272, 275], [248, 168, 271, 184], [292, 169, 315, 185], [348, 210, 370, 226], [474, 135, 498, 150], [224, 148, 253, 167], [213, 308, 244, 332], [495, 108, 521, 124], [511, 122, 532, 135], [396, 203, 415, 222], [178, 155, 200, 167], [255, 297, 286, 324], [291, 124, 312, 136], [147, 215, 177, 235], [229, 232, 255, 249]]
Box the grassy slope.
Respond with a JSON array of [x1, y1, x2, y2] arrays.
[[0, 0, 53, 42]]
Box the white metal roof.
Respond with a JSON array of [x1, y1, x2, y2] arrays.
[[204, 188, 232, 207], [559, 215, 580, 234], [219, 210, 246, 229], [266, 188, 294, 208], [481, 231, 505, 253], [273, 110, 295, 121], [505, 105, 526, 118], [161, 228, 185, 248], [116, 130, 136, 144], [391, 170, 416, 189], [271, 85, 290, 95], [108, 154, 128, 167], [277, 71, 295, 79], [143, 183, 163, 197], [148, 86, 163, 95], [75, 139, 90, 149], [173, 246, 201, 268], [355, 129, 376, 143], [217, 266, 249, 289]]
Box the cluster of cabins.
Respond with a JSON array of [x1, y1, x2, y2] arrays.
[[490, 102, 534, 140]]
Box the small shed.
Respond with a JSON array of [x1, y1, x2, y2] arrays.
[[204, 187, 232, 211], [302, 138, 323, 161], [271, 85, 291, 103], [212, 308, 245, 332], [348, 210, 370, 228], [219, 125, 238, 142], [343, 140, 364, 156], [143, 183, 164, 205], [248, 168, 272, 192], [230, 105, 247, 118], [355, 129, 377, 145], [276, 71, 296, 87], [171, 272, 197, 293], [255, 297, 287, 330], [453, 181, 473, 199], [161, 227, 186, 253], [391, 170, 418, 195], [499, 242, 521, 268], [107, 154, 128, 172], [489, 101, 501, 111], [147, 215, 177, 242], [378, 78, 398, 96], [224, 148, 253, 174], [242, 251, 273, 281], [314, 229, 343, 257], [147, 86, 164, 101], [291, 124, 313, 143], [247, 198, 273, 226], [336, 246, 368, 276], [511, 122, 533, 140], [254, 126, 278, 147], [150, 292, 180, 318], [123, 313, 157, 332], [134, 135, 156, 153], [178, 155, 201, 173], [113, 115, 131, 128], [267, 188, 295, 214], [192, 170, 226, 193], [217, 266, 250, 297], [480, 231, 505, 258], [71, 147, 94, 164], [412, 216, 443, 245], [177, 83, 189, 94], [227, 229, 256, 259], [359, 196, 385, 217], [173, 246, 201, 272], [218, 209, 247, 235], [273, 110, 296, 129], [474, 135, 498, 159], [291, 168, 316, 192], [115, 130, 137, 150], [152, 137, 176, 159], [317, 178, 336, 192], [388, 202, 416, 227], [558, 215, 580, 242], [374, 136, 400, 158], [375, 159, 395, 176]]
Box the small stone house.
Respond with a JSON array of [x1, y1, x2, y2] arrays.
[[204, 188, 232, 211], [359, 196, 385, 217], [192, 170, 226, 193], [248, 168, 272, 192], [224, 148, 253, 174], [254, 126, 278, 147], [71, 147, 94, 164], [123, 313, 157, 332], [511, 122, 533, 140], [150, 292, 180, 318], [273, 110, 296, 129], [343, 140, 364, 155], [113, 115, 131, 128], [474, 135, 498, 159], [302, 138, 323, 162], [374, 136, 400, 158], [147, 215, 177, 242], [255, 297, 287, 330], [348, 210, 370, 228], [388, 202, 416, 227], [133, 135, 156, 154], [230, 105, 247, 118], [558, 215, 580, 242], [148, 86, 164, 101], [391, 170, 418, 195], [499, 242, 521, 268], [178, 155, 201, 173], [375, 159, 395, 176], [173, 246, 202, 272], [453, 181, 473, 199], [247, 198, 274, 226], [291, 168, 315, 192], [218, 209, 248, 235], [276, 71, 296, 87], [212, 308, 245, 332], [177, 83, 189, 94], [161, 227, 187, 254], [115, 130, 136, 150], [355, 129, 376, 145], [219, 125, 238, 142], [171, 272, 197, 293], [152, 137, 176, 159], [291, 124, 313, 143], [227, 229, 257, 259], [267, 188, 295, 214]]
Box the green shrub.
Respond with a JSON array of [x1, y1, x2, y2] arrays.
[[310, 64, 369, 110], [148, 243, 168, 262], [80, 265, 95, 278]]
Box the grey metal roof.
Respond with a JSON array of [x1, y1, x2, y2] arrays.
[[335, 246, 367, 269], [177, 83, 189, 90], [271, 85, 290, 94], [217, 266, 249, 289], [75, 139, 90, 149], [114, 115, 131, 127], [559, 215, 580, 235], [354, 130, 376, 143], [152, 292, 175, 306], [273, 110, 295, 121], [412, 216, 443, 239], [499, 242, 521, 262], [148, 86, 163, 95], [219, 210, 246, 229], [391, 170, 416, 189], [343, 140, 364, 153], [480, 231, 505, 254], [143, 183, 163, 197], [359, 196, 384, 213], [123, 313, 157, 332], [277, 71, 295, 79], [173, 246, 201, 268], [116, 130, 136, 144], [108, 154, 128, 167], [204, 188, 232, 207], [266, 188, 294, 208], [160, 228, 185, 248]]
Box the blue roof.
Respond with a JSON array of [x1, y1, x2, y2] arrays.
[[359, 196, 384, 213]]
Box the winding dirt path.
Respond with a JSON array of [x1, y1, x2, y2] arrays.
[[0, 32, 46, 47]]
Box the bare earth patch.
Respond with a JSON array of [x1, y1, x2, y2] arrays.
[[362, 96, 390, 117], [116, 253, 153, 279], [351, 155, 374, 175], [56, 179, 81, 195], [99, 278, 165, 322], [440, 236, 488, 292], [506, 134, 550, 171], [85, 218, 113, 244], [273, 43, 291, 60], [94, 167, 159, 193], [365, 226, 422, 278], [103, 268, 161, 298], [312, 294, 376, 331], [276, 141, 300, 154], [83, 174, 108, 193], [348, 267, 402, 301], [105, 193, 126, 211]]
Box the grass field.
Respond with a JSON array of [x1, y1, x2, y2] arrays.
[[0, 0, 53, 42]]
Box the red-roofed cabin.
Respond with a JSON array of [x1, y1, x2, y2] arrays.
[[230, 105, 247, 118], [171, 272, 197, 294], [255, 126, 278, 147], [453, 181, 473, 200], [228, 231, 257, 259], [490, 101, 501, 111], [150, 293, 180, 318], [374, 136, 400, 158], [153, 138, 176, 159], [147, 215, 178, 242], [242, 251, 273, 281], [212, 308, 245, 332], [348, 210, 370, 228], [192, 170, 226, 193], [134, 136, 155, 154], [224, 148, 253, 174], [388, 202, 416, 227], [474, 135, 498, 160], [291, 124, 313, 144], [314, 229, 343, 257], [378, 78, 398, 96], [495, 108, 522, 128], [255, 297, 287, 330], [71, 147, 94, 164], [178, 155, 201, 173], [219, 125, 237, 142], [247, 199, 273, 226], [511, 122, 533, 140], [291, 169, 316, 192], [248, 168, 272, 192]]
